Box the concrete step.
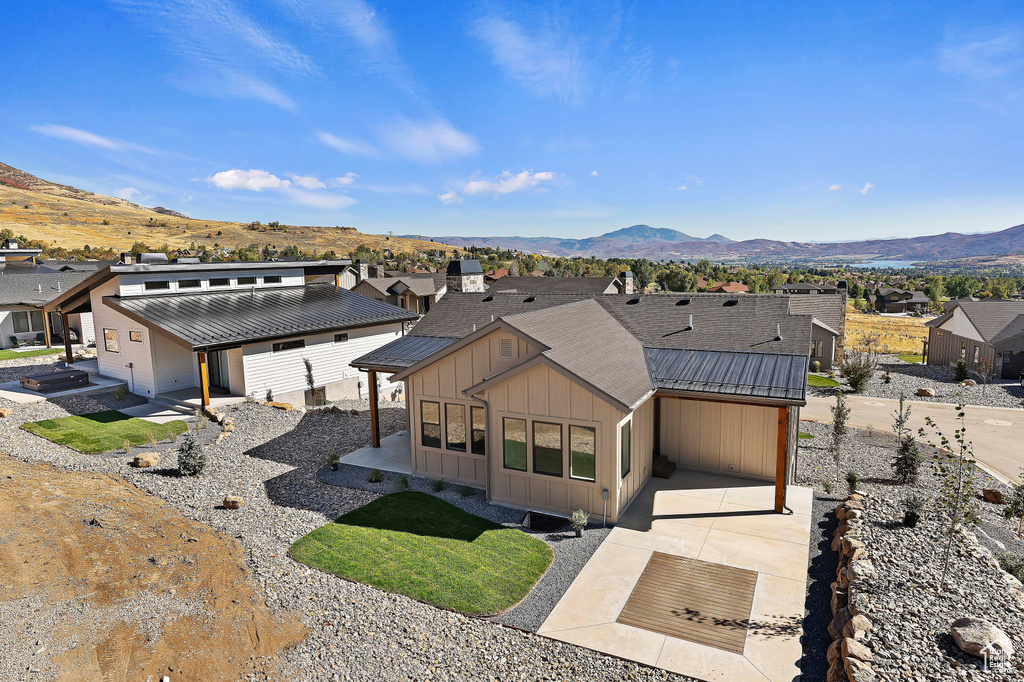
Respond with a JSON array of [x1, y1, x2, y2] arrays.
[[149, 395, 199, 416]]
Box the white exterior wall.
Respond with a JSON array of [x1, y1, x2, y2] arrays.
[[117, 268, 303, 297], [69, 312, 96, 345], [152, 333, 199, 394], [242, 323, 404, 402], [939, 308, 984, 343], [227, 348, 246, 397], [91, 278, 159, 396], [0, 310, 16, 348]]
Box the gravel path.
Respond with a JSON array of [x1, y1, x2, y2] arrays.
[[808, 354, 1024, 409], [2, 393, 690, 681], [801, 492, 843, 681], [796, 419, 1024, 680]]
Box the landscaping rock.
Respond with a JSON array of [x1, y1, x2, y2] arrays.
[[843, 656, 875, 681], [132, 452, 160, 468], [267, 401, 293, 411], [846, 560, 877, 581], [963, 379, 977, 386], [983, 488, 1006, 504], [828, 607, 852, 640], [950, 617, 1014, 658], [223, 495, 243, 510], [843, 614, 872, 639], [916, 387, 936, 397], [0, 407, 11, 418], [842, 637, 872, 662]]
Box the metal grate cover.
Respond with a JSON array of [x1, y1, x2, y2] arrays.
[[526, 511, 569, 533], [616, 552, 757, 654]]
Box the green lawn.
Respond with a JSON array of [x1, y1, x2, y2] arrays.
[[799, 431, 814, 439], [289, 492, 553, 615], [0, 347, 64, 361], [807, 374, 840, 388], [897, 354, 923, 364], [20, 410, 187, 454]]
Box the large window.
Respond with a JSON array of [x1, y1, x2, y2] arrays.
[[103, 328, 119, 353], [470, 406, 486, 455], [12, 310, 45, 333], [621, 421, 631, 478], [445, 404, 466, 452], [570, 425, 596, 482], [533, 422, 563, 477], [503, 418, 527, 471], [421, 401, 441, 448]]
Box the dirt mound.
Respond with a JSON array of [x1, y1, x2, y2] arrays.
[[0, 454, 304, 681]]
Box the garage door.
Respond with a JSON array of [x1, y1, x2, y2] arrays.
[[1002, 352, 1024, 380]]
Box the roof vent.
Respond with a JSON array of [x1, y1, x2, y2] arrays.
[[684, 314, 693, 331], [57, 281, 62, 292], [36, 284, 42, 293], [723, 298, 739, 307], [774, 323, 783, 341], [627, 296, 641, 305], [675, 298, 690, 305], [524, 296, 535, 303], [483, 295, 494, 302]]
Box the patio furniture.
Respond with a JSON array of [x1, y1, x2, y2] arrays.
[[20, 370, 90, 393], [33, 333, 47, 346], [9, 336, 27, 348]]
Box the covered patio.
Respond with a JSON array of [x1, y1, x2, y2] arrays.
[[539, 469, 812, 681]]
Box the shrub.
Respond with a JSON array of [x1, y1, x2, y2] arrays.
[[113, 385, 129, 401], [892, 395, 920, 485], [122, 437, 131, 454], [325, 452, 340, 467], [955, 359, 969, 382], [570, 509, 589, 531], [845, 470, 858, 495], [822, 479, 834, 495], [368, 468, 383, 483], [841, 353, 876, 392], [902, 494, 925, 527], [882, 372, 891, 384], [396, 474, 409, 490], [432, 479, 445, 493], [265, 388, 274, 402], [101, 219, 110, 225], [459, 485, 473, 498], [811, 360, 821, 373], [176, 431, 206, 476], [997, 552, 1024, 583], [146, 431, 158, 447]]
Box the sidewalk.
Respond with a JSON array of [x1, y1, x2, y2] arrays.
[[802, 395, 1022, 484]]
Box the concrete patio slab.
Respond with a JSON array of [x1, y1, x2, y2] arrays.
[[0, 375, 127, 404], [539, 469, 812, 682], [340, 430, 412, 474], [120, 403, 195, 424]]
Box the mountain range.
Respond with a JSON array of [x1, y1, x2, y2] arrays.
[[406, 223, 1024, 263]]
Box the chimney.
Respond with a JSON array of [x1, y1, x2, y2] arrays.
[[120, 252, 134, 265], [620, 270, 634, 295], [446, 259, 484, 293], [354, 259, 369, 284]]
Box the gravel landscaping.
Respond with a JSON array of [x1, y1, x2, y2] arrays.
[[796, 419, 1024, 680], [807, 354, 1024, 409], [1, 391, 689, 681]]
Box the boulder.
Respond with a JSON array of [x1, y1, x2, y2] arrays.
[[982, 489, 1006, 504], [950, 617, 1014, 658], [916, 387, 936, 397], [847, 560, 877, 581], [827, 638, 842, 665], [962, 379, 977, 386], [132, 452, 160, 468], [842, 637, 873, 662], [0, 407, 11, 418], [828, 607, 852, 640], [826, 657, 848, 682], [843, 614, 873, 639], [849, 592, 872, 617], [267, 401, 293, 411], [831, 583, 848, 615], [223, 495, 243, 510], [844, 656, 875, 681]]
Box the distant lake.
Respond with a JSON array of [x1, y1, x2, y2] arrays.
[[855, 260, 921, 269]]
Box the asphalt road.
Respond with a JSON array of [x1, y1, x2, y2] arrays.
[[802, 394, 1023, 484]]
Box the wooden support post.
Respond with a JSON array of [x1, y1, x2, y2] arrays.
[[922, 339, 928, 364], [61, 312, 73, 365], [335, 273, 341, 287], [368, 370, 380, 448], [43, 312, 52, 348], [197, 351, 210, 407], [775, 406, 788, 513]]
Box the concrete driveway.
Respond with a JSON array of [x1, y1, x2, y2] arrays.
[[539, 470, 813, 682], [802, 394, 1023, 484]]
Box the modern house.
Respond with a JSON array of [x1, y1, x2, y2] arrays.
[[771, 283, 839, 295], [487, 273, 633, 295], [786, 294, 847, 371], [869, 287, 930, 313], [1, 243, 100, 349], [352, 273, 447, 315], [352, 280, 812, 524], [43, 255, 417, 407], [925, 300, 1024, 379]]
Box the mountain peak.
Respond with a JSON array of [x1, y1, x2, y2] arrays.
[[599, 224, 698, 244]]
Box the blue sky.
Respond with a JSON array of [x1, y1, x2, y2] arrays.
[[2, 1, 1023, 242]]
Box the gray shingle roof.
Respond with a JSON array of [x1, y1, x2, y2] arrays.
[[359, 275, 445, 297], [646, 348, 807, 401], [786, 294, 844, 337], [488, 276, 619, 295], [106, 283, 418, 349], [955, 300, 1024, 343], [0, 261, 95, 307]]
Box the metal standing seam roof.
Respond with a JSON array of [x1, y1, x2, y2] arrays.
[[645, 347, 808, 402], [105, 283, 418, 349], [352, 335, 459, 370]]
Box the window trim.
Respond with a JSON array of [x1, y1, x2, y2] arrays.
[[263, 275, 282, 284], [569, 424, 597, 482], [620, 420, 631, 479], [178, 279, 201, 289], [272, 338, 305, 353], [532, 421, 564, 478], [420, 401, 442, 449], [470, 406, 486, 456], [128, 330, 143, 343], [209, 277, 230, 287], [502, 417, 528, 472], [143, 280, 170, 291], [103, 327, 120, 353], [444, 403, 467, 452], [334, 332, 349, 344]]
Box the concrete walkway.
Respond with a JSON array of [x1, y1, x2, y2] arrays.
[[339, 430, 412, 474], [803, 394, 1023, 484], [539, 470, 813, 681]]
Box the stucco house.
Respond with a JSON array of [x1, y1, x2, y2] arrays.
[[44, 255, 417, 408], [352, 284, 813, 524], [925, 299, 1024, 379]]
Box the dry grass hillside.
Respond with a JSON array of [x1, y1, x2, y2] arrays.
[[845, 301, 931, 355], [0, 165, 458, 257]]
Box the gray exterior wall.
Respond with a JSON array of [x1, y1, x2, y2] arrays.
[[810, 324, 836, 371]]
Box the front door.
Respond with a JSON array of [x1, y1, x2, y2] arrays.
[[207, 350, 230, 393]]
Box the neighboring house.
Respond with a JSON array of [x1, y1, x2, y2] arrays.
[[771, 283, 839, 295], [925, 300, 1024, 379], [528, 269, 545, 277], [944, 296, 979, 311], [44, 255, 417, 407], [484, 268, 509, 284], [352, 288, 812, 523], [0, 259, 100, 349], [486, 272, 633, 295], [707, 281, 749, 294], [352, 273, 447, 315], [786, 294, 847, 371], [871, 288, 929, 313]]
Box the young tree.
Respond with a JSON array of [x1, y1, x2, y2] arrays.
[[919, 400, 980, 591], [829, 390, 851, 487], [891, 394, 920, 484], [1004, 474, 1024, 538]]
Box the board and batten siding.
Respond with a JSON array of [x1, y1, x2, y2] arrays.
[[406, 329, 542, 487], [90, 278, 160, 396], [618, 397, 654, 515], [659, 397, 778, 480], [242, 323, 404, 400]]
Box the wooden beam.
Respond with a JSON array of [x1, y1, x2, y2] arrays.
[[197, 351, 210, 407], [335, 273, 341, 287], [42, 312, 52, 348], [368, 370, 380, 448], [775, 406, 788, 513], [61, 312, 73, 365]]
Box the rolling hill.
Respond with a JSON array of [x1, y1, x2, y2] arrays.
[[0, 162, 459, 257]]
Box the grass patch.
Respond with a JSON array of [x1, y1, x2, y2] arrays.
[[289, 492, 552, 615], [897, 354, 923, 364], [20, 410, 187, 454], [0, 347, 64, 361], [799, 431, 814, 439], [807, 374, 840, 388]]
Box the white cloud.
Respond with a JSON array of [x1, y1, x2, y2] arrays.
[[672, 185, 687, 191], [207, 169, 292, 191], [316, 130, 378, 157], [828, 183, 842, 192], [686, 175, 705, 186], [591, 170, 598, 176], [288, 173, 326, 189], [30, 124, 159, 154], [859, 182, 874, 196], [330, 172, 359, 187], [463, 170, 555, 197], [438, 190, 462, 204], [471, 15, 586, 102], [939, 27, 1024, 81], [115, 187, 141, 200], [380, 118, 479, 164]]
